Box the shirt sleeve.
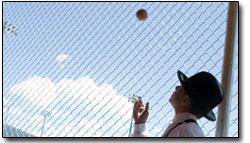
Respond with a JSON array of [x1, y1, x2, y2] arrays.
[[131, 123, 149, 137]]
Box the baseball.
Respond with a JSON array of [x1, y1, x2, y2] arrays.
[[136, 9, 148, 21]]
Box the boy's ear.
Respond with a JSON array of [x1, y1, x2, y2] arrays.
[[182, 96, 190, 105]]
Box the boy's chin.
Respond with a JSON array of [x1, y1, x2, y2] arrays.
[[169, 98, 172, 104]]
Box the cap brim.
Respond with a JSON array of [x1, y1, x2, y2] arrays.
[[177, 70, 189, 96], [177, 70, 188, 85], [204, 110, 216, 121]]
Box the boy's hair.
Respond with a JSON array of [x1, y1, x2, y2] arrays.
[[189, 102, 203, 119]]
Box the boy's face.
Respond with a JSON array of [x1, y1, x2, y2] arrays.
[[169, 86, 189, 109]]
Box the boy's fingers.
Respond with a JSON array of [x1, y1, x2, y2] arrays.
[[139, 107, 145, 113], [133, 101, 139, 119], [137, 98, 143, 107], [133, 98, 149, 120], [133, 101, 139, 111]]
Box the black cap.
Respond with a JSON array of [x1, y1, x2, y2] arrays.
[[177, 70, 224, 121]]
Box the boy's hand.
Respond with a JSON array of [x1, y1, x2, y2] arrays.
[[133, 97, 149, 124]]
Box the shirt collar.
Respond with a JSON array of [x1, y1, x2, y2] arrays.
[[172, 112, 198, 123]]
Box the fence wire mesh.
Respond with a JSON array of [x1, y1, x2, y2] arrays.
[[3, 2, 238, 137]]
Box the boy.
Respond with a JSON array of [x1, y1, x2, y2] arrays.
[[132, 70, 224, 137]]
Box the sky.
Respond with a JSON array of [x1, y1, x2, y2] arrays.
[[2, 2, 238, 137]]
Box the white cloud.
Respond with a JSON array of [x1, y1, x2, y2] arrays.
[[56, 54, 69, 62], [10, 76, 56, 107], [79, 118, 104, 131], [9, 76, 133, 137], [9, 106, 21, 114]]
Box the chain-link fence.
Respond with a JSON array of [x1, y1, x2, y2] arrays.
[[3, 2, 238, 137]]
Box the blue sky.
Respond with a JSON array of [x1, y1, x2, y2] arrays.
[[3, 2, 237, 137]]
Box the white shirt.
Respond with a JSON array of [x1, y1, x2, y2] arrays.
[[131, 112, 205, 137]]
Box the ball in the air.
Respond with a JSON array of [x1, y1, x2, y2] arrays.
[[136, 9, 148, 21]]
